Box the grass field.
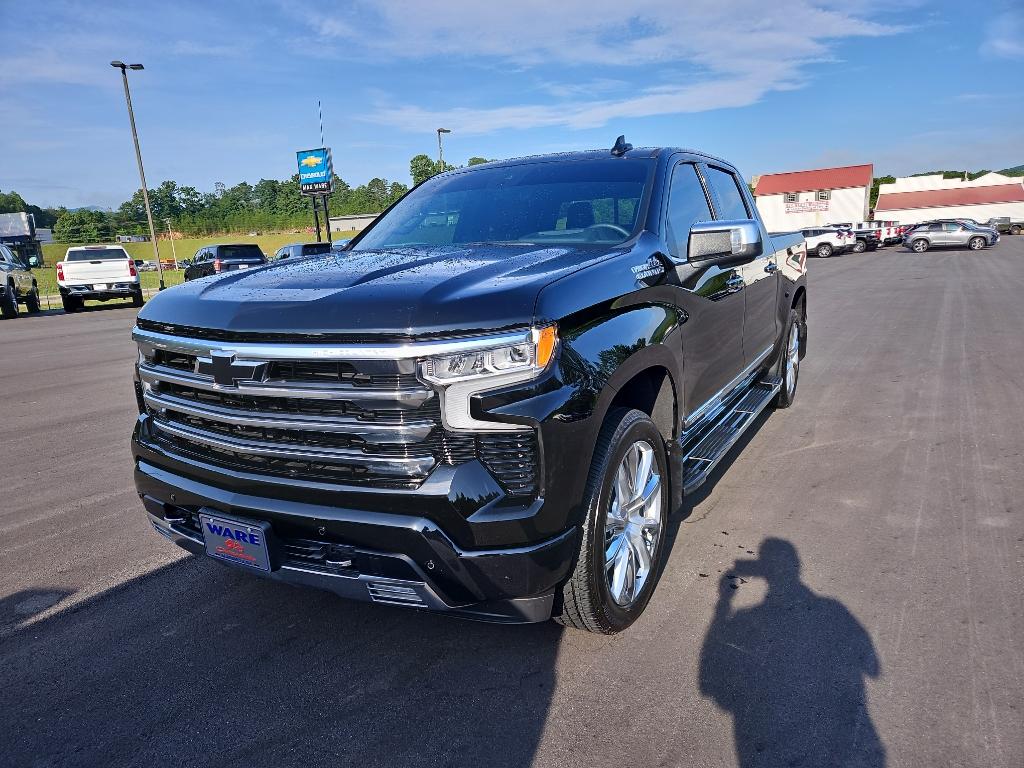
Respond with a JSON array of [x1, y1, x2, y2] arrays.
[[32, 230, 356, 307], [40, 231, 355, 265]]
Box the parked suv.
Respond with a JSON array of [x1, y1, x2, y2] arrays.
[[801, 227, 851, 258], [0, 244, 40, 318], [273, 242, 333, 261], [904, 221, 999, 252], [130, 140, 808, 633], [183, 244, 266, 281]]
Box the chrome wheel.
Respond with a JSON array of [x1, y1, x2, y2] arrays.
[[969, 237, 984, 251], [785, 322, 799, 397], [912, 239, 928, 253], [605, 440, 662, 607]]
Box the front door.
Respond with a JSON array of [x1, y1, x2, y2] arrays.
[[662, 161, 746, 424], [701, 164, 779, 368]]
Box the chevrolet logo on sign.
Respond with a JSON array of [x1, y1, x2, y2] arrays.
[[196, 351, 267, 387]]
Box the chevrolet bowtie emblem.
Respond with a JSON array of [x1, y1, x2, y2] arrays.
[[196, 351, 267, 387]]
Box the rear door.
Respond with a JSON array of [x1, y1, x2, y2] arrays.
[[702, 164, 778, 368], [661, 160, 746, 424]]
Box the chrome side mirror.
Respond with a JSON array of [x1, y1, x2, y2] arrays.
[[688, 219, 763, 263]]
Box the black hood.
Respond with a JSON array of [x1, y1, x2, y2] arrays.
[[140, 244, 622, 337]]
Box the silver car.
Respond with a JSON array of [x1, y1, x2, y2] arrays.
[[904, 221, 999, 252]]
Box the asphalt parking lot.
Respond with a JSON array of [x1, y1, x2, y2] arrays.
[[1, 239, 1022, 768]]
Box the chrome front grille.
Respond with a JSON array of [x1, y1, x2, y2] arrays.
[[134, 326, 539, 494]]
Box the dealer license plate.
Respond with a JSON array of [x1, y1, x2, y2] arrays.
[[199, 512, 271, 571], [93, 283, 108, 290], [237, 264, 249, 269]]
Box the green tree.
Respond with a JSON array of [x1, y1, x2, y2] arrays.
[[410, 154, 440, 186], [467, 157, 491, 166], [869, 175, 895, 208]]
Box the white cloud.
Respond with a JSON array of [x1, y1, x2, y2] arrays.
[[983, 12, 1024, 59], [328, 0, 906, 133]]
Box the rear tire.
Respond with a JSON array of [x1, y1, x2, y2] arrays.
[[911, 238, 929, 253], [554, 408, 669, 634], [131, 289, 144, 307], [774, 309, 801, 409], [968, 237, 985, 251], [1, 282, 18, 319], [26, 286, 40, 313], [852, 239, 866, 253], [1011, 225, 1021, 235], [816, 243, 833, 258]]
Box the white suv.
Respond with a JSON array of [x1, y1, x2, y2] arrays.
[[801, 227, 852, 258]]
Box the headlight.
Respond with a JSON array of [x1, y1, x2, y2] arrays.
[[421, 326, 557, 431]]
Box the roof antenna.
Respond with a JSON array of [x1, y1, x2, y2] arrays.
[[611, 135, 632, 157]]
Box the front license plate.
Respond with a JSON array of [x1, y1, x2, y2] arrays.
[[93, 283, 108, 290], [199, 513, 271, 571]]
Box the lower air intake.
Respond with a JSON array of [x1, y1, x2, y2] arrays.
[[366, 581, 426, 607]]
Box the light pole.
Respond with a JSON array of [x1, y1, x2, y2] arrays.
[[111, 60, 164, 290], [164, 218, 178, 267], [436, 128, 451, 171]]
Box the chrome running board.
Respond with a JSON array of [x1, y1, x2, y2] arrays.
[[680, 376, 782, 494]]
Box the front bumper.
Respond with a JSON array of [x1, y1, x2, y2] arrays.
[[134, 457, 579, 623]]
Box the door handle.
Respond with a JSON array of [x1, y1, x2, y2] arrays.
[[725, 275, 745, 291], [764, 261, 778, 274]]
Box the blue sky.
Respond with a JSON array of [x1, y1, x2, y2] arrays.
[[1, 0, 1021, 209]]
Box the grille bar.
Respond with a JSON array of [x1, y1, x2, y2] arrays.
[[144, 389, 434, 444], [152, 418, 435, 477], [139, 362, 433, 408]]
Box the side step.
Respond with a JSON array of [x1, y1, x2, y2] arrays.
[[681, 376, 782, 494]]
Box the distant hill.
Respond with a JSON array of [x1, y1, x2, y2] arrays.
[[908, 167, 1024, 180], [68, 205, 109, 212]]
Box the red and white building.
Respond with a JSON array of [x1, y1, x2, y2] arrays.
[[753, 164, 873, 231], [874, 173, 1024, 225]]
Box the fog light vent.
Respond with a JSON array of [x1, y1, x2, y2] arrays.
[[366, 582, 425, 607]]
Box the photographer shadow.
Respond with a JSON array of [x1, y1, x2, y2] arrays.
[[698, 538, 886, 767]]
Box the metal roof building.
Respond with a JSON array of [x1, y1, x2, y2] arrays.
[[753, 164, 873, 231], [875, 173, 1024, 225]]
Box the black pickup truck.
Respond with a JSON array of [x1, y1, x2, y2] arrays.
[[131, 140, 808, 633]]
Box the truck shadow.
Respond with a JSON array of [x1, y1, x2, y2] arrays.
[[0, 558, 561, 768]]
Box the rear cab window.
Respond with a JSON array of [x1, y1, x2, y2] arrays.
[[65, 248, 131, 261]]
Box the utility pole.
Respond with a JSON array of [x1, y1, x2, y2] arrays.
[[111, 60, 164, 290], [437, 127, 451, 172], [164, 218, 177, 267]]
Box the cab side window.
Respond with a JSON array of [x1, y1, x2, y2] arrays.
[[704, 166, 750, 221], [665, 163, 714, 260]]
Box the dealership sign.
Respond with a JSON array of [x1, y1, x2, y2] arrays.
[[785, 200, 830, 213], [296, 148, 333, 195]]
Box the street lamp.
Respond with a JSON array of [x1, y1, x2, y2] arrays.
[[436, 128, 451, 171], [111, 60, 164, 290]]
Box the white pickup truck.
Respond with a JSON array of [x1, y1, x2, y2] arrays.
[[57, 245, 143, 313]]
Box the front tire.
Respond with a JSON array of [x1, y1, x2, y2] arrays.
[[774, 309, 801, 409], [911, 238, 929, 253], [816, 243, 833, 258], [1, 282, 19, 319], [25, 286, 40, 313], [852, 239, 866, 253], [968, 237, 985, 251], [131, 289, 144, 307], [554, 408, 668, 634]]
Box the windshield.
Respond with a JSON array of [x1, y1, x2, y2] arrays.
[[351, 158, 652, 251], [65, 248, 129, 261], [219, 245, 265, 260]]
